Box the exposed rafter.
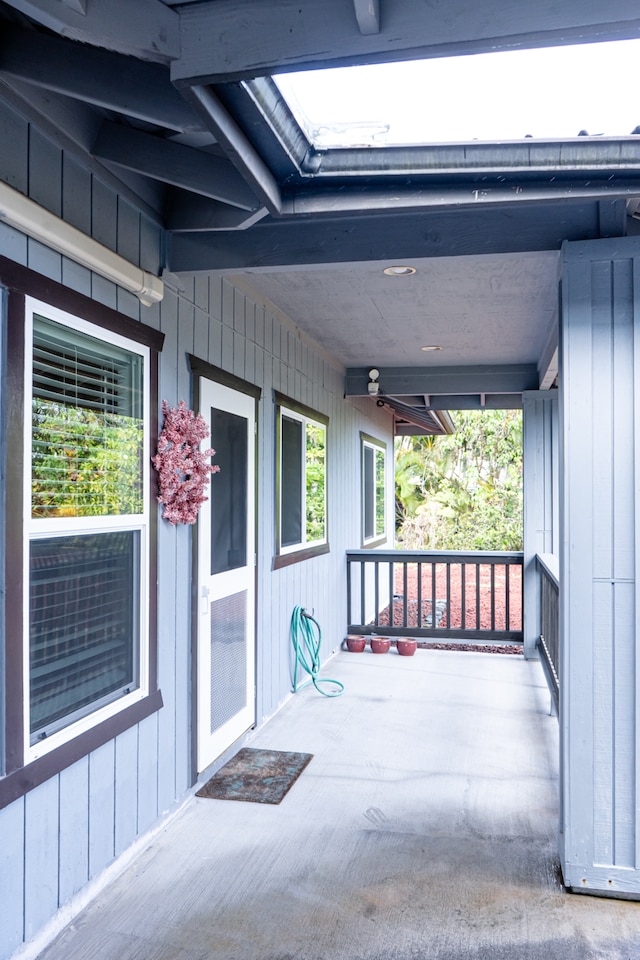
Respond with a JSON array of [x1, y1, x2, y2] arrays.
[[353, 0, 380, 35], [0, 25, 200, 132], [172, 0, 640, 84], [3, 0, 179, 63], [183, 85, 282, 214], [379, 395, 454, 435], [92, 121, 260, 211], [166, 191, 269, 232]]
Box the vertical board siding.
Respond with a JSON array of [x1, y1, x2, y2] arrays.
[[522, 392, 558, 658], [0, 95, 395, 960], [58, 758, 90, 904], [561, 237, 640, 895], [29, 128, 62, 217], [0, 100, 28, 193], [23, 778, 59, 939], [88, 741, 116, 878], [0, 797, 25, 956]]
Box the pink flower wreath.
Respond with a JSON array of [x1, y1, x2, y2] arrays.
[[152, 400, 219, 525]]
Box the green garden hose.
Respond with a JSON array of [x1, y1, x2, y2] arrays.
[[291, 605, 344, 698]]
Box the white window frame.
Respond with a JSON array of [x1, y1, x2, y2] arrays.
[[23, 296, 150, 763], [275, 393, 329, 564], [361, 433, 387, 547]]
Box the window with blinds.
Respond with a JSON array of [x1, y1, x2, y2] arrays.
[[25, 300, 149, 756], [31, 315, 144, 518]]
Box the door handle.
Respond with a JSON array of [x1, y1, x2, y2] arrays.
[[201, 584, 210, 615]]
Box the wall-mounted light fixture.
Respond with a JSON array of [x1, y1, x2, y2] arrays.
[[0, 180, 164, 306], [368, 368, 380, 396]]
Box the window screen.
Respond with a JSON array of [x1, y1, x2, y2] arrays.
[[281, 415, 303, 547], [210, 408, 248, 575], [29, 531, 139, 740]]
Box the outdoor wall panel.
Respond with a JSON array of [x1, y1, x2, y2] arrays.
[[62, 155, 92, 235], [0, 100, 28, 194], [88, 741, 117, 878], [114, 726, 139, 858], [522, 391, 558, 658], [561, 236, 640, 896], [58, 758, 90, 904], [0, 87, 395, 960], [29, 127, 62, 218], [0, 797, 24, 956], [23, 778, 59, 939], [136, 713, 160, 838]]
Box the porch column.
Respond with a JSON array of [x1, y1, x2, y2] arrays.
[[560, 235, 640, 897], [522, 390, 559, 660]]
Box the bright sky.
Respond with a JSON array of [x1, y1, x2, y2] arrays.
[[274, 39, 640, 147]]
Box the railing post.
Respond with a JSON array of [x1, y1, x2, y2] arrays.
[[522, 391, 558, 659]]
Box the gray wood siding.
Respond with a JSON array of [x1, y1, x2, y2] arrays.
[[561, 238, 640, 896], [522, 391, 558, 658], [0, 95, 394, 959]]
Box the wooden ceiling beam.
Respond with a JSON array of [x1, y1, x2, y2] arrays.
[[0, 26, 200, 133], [3, 0, 178, 63], [92, 121, 260, 211], [172, 0, 640, 84], [167, 202, 616, 272], [345, 365, 539, 397]]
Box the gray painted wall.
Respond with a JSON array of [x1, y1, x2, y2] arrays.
[[560, 237, 640, 896], [0, 95, 394, 960], [522, 391, 559, 658]]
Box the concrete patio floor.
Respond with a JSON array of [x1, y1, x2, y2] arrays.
[[34, 649, 640, 960]]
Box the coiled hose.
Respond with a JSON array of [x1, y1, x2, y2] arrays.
[[291, 605, 344, 698]]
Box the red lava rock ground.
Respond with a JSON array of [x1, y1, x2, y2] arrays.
[[375, 561, 523, 656]]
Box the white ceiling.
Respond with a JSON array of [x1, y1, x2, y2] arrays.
[[229, 250, 559, 371]]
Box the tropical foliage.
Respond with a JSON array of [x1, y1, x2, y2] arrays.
[[305, 422, 326, 542], [395, 410, 523, 551], [32, 398, 143, 517]]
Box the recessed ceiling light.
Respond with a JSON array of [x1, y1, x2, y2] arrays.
[[383, 265, 416, 276], [421, 344, 443, 352]]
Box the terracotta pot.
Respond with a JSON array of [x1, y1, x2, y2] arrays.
[[370, 636, 391, 654], [396, 638, 418, 657], [345, 635, 366, 653]]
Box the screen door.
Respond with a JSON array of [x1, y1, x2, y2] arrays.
[[196, 378, 256, 772]]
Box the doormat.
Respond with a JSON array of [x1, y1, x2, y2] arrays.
[[196, 748, 313, 804]]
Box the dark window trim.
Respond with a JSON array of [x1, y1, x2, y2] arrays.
[[1, 258, 163, 808], [273, 390, 329, 567], [272, 542, 330, 570], [0, 257, 165, 353], [0, 691, 163, 810], [273, 390, 329, 427], [188, 354, 261, 400], [360, 431, 387, 549]]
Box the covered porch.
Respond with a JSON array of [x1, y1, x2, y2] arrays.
[[32, 648, 640, 960]]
